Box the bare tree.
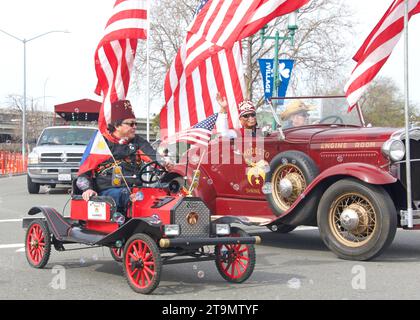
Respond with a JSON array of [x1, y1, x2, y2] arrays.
[[133, 0, 355, 109]]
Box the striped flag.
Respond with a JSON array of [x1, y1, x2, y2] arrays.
[[160, 0, 309, 139], [165, 113, 219, 147], [94, 0, 148, 133], [345, 0, 420, 109], [184, 0, 309, 75]]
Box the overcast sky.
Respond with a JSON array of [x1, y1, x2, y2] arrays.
[[0, 0, 419, 118]]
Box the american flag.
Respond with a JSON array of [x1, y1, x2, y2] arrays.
[[345, 0, 420, 109], [184, 0, 309, 75], [94, 0, 148, 133], [165, 113, 219, 147], [160, 0, 309, 139]]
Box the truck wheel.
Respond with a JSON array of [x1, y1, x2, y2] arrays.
[[215, 227, 256, 283], [266, 151, 319, 216], [109, 247, 123, 262], [123, 233, 162, 294], [25, 220, 51, 268], [317, 178, 397, 261], [27, 176, 40, 194]]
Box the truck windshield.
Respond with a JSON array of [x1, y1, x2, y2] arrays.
[[38, 128, 97, 146]]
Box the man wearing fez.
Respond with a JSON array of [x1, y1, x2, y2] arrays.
[[77, 100, 170, 212], [215, 92, 258, 139]]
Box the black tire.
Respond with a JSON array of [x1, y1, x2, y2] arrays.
[[25, 219, 51, 268], [215, 227, 256, 283], [109, 247, 123, 262], [27, 175, 40, 194], [317, 178, 397, 261], [265, 151, 319, 216], [123, 233, 162, 294], [268, 223, 297, 234]]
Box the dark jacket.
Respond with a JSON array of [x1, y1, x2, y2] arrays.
[[80, 135, 159, 193]]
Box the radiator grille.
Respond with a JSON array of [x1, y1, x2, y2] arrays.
[[171, 198, 210, 238], [400, 139, 420, 200]]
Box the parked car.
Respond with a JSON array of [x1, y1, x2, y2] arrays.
[[164, 96, 419, 261], [27, 126, 97, 194]]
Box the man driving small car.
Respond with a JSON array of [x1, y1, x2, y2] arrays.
[[76, 99, 172, 212]]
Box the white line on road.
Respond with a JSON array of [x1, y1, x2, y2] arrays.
[[0, 243, 24, 249], [15, 248, 25, 253], [0, 219, 22, 223]]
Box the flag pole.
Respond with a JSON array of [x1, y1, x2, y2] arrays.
[[146, 0, 151, 142], [403, 0, 413, 228]]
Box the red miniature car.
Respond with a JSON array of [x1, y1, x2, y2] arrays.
[[23, 161, 260, 294], [164, 96, 420, 261]]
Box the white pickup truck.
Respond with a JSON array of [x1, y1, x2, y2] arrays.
[[27, 126, 97, 194]]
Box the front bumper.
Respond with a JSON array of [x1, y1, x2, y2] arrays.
[[159, 235, 261, 248], [27, 165, 79, 184]]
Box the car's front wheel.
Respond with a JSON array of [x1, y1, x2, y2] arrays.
[[317, 178, 397, 261]]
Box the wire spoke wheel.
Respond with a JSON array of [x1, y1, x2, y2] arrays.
[[25, 220, 51, 268], [123, 233, 161, 294], [329, 193, 377, 248], [317, 178, 397, 261], [215, 227, 255, 283], [272, 164, 307, 211]]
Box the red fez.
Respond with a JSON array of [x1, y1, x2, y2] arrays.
[[110, 100, 136, 123]]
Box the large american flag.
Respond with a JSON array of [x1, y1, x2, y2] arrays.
[[160, 0, 309, 139], [94, 0, 148, 133], [345, 0, 420, 109]]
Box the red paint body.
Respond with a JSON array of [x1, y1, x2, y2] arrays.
[[172, 125, 400, 224]]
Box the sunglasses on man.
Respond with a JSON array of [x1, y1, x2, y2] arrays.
[[241, 113, 256, 119], [122, 121, 138, 127]]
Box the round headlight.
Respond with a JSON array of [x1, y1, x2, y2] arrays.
[[382, 139, 405, 162]]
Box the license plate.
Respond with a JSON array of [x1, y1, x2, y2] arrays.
[[58, 173, 71, 181]]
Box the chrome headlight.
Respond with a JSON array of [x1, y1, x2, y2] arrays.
[[382, 139, 405, 162], [215, 224, 230, 236], [28, 152, 40, 165]]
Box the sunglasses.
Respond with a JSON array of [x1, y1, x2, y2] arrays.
[[122, 121, 138, 127], [241, 113, 256, 119]]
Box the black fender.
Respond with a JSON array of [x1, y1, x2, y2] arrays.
[[95, 218, 163, 246], [26, 206, 72, 241]]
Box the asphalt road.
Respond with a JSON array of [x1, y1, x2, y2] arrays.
[[1, 175, 420, 300]]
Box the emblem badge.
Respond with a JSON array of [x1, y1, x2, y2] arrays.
[[60, 152, 67, 163], [186, 212, 199, 225]]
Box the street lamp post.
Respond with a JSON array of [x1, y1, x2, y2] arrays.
[[260, 11, 299, 129], [0, 29, 70, 162]]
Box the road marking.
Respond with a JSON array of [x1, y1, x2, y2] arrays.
[[0, 219, 22, 223], [0, 243, 24, 249], [15, 248, 25, 253]]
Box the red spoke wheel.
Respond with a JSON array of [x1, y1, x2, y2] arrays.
[[215, 227, 256, 283], [109, 247, 123, 262], [25, 220, 51, 269], [123, 233, 161, 294]]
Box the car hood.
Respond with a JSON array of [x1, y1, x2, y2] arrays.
[[31, 145, 88, 154], [284, 126, 399, 144]]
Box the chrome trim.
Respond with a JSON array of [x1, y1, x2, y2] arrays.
[[391, 127, 420, 141]]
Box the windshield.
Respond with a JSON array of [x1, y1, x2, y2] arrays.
[[257, 97, 363, 129], [37, 128, 97, 146]]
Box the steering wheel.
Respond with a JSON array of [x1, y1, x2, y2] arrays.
[[138, 161, 167, 184], [319, 115, 344, 124]]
